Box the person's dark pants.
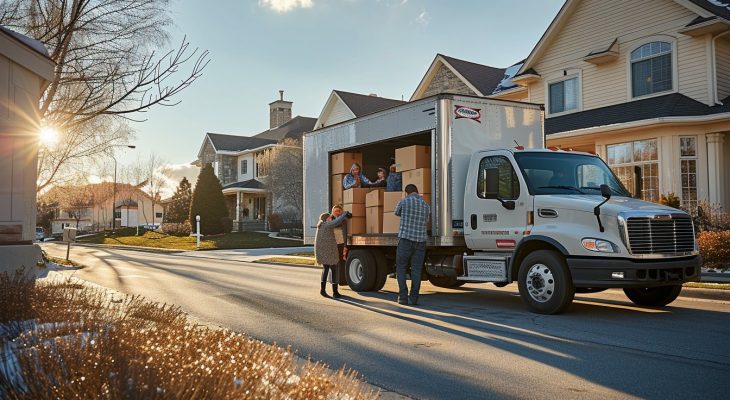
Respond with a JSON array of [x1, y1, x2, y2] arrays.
[[396, 238, 426, 303], [337, 243, 347, 285], [321, 264, 337, 283]]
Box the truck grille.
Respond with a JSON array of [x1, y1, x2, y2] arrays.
[[625, 214, 695, 255]]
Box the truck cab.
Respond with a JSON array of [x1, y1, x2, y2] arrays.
[[463, 148, 701, 313]]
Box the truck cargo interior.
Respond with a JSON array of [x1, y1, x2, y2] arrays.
[[331, 131, 431, 180]]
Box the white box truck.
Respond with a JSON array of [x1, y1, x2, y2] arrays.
[[303, 94, 701, 314]]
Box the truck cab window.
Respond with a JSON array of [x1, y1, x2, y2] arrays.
[[477, 156, 520, 200]]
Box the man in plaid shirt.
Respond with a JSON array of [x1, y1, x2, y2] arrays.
[[394, 184, 430, 305]]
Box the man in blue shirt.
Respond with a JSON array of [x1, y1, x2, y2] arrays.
[[394, 184, 430, 305], [386, 161, 402, 192]]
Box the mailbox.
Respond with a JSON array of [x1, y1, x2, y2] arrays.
[[63, 227, 77, 242]]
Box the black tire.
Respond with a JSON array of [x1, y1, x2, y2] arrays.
[[428, 276, 466, 288], [623, 286, 682, 307], [517, 250, 575, 314], [346, 250, 377, 292], [575, 287, 608, 294], [371, 251, 389, 292]]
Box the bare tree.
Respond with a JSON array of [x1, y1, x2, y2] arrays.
[[124, 154, 169, 227], [263, 139, 303, 221], [0, 0, 209, 191], [57, 184, 93, 229]]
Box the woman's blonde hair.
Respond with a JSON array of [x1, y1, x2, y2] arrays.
[[319, 212, 330, 222], [331, 204, 343, 214]]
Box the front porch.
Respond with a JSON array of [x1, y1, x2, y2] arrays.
[[223, 186, 269, 232]]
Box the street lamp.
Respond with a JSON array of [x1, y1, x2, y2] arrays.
[[110, 145, 136, 231]]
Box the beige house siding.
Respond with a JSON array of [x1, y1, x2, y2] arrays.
[[423, 64, 476, 97], [527, 0, 710, 112], [322, 98, 355, 127], [717, 38, 730, 100]]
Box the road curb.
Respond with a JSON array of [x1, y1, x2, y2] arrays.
[[678, 286, 730, 301], [59, 242, 185, 254]]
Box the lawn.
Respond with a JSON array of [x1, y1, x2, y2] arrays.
[[78, 228, 303, 251]]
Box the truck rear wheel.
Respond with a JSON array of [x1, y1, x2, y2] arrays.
[[428, 276, 466, 288], [346, 250, 376, 292], [371, 251, 389, 292], [623, 286, 682, 307], [517, 250, 574, 314]]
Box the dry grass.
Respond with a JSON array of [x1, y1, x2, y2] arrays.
[[287, 252, 315, 257], [0, 270, 376, 399], [79, 230, 302, 251], [259, 257, 317, 266], [685, 282, 730, 290]]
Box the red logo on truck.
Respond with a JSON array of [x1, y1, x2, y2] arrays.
[[454, 105, 481, 123]]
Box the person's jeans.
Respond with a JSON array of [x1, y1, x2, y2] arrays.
[[321, 264, 337, 284], [396, 238, 426, 302]]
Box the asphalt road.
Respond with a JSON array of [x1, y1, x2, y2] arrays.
[[43, 243, 730, 399]]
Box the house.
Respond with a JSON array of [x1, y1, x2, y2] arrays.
[[410, 54, 514, 101], [40, 182, 164, 233], [0, 26, 55, 273], [505, 0, 730, 210], [194, 92, 317, 231], [315, 90, 405, 128]]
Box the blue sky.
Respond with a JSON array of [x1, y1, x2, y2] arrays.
[[123, 0, 564, 170]]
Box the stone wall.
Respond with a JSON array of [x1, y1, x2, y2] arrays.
[[422, 64, 476, 97]]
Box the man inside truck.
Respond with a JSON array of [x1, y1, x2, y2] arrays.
[[394, 184, 430, 306]]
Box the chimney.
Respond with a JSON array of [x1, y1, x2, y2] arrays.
[[269, 90, 292, 129]]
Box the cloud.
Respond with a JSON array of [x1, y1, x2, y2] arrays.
[[415, 9, 430, 26], [259, 0, 314, 12], [161, 163, 200, 198]]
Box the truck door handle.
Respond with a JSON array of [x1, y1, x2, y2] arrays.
[[470, 214, 477, 230]]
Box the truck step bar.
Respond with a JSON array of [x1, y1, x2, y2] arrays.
[[459, 255, 510, 282]]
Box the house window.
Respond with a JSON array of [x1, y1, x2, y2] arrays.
[[477, 156, 520, 200], [607, 139, 659, 202], [241, 159, 248, 175], [114, 211, 121, 218], [680, 136, 697, 210], [631, 41, 672, 98], [548, 77, 579, 114], [156, 212, 163, 218]]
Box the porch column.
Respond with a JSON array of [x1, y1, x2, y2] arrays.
[[235, 192, 241, 222], [706, 133, 725, 205]]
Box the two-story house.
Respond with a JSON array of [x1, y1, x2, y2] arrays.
[[495, 0, 730, 210], [195, 92, 317, 231]]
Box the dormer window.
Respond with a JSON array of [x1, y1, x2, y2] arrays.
[[631, 41, 672, 98]]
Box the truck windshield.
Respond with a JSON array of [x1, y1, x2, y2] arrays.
[[513, 152, 630, 196]]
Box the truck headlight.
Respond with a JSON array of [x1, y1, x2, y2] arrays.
[[581, 238, 617, 253]]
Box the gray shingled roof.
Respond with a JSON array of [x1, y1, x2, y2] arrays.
[[545, 93, 730, 135], [207, 133, 276, 152], [334, 91, 405, 117], [439, 54, 506, 96], [687, 0, 730, 21], [222, 179, 266, 190], [254, 115, 316, 141]]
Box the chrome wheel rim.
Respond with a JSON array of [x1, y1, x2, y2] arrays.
[[526, 263, 555, 303], [349, 259, 363, 285]]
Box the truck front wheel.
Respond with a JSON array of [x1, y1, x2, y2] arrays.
[[517, 250, 575, 314], [623, 286, 682, 307], [346, 250, 376, 292]]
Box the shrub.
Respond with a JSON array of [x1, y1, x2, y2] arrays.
[[189, 163, 228, 235], [692, 201, 730, 232], [659, 193, 680, 209], [161, 222, 192, 236], [221, 217, 233, 234], [268, 213, 284, 232], [697, 230, 730, 270]]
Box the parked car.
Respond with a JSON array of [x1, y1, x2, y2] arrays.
[[35, 227, 45, 241]]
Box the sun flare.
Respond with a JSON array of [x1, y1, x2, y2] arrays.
[[39, 127, 59, 146]]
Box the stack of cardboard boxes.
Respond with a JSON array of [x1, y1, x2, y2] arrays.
[[330, 152, 362, 207], [383, 144, 432, 234]]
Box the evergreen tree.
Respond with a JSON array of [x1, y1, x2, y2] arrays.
[[189, 164, 228, 235], [166, 177, 193, 223]]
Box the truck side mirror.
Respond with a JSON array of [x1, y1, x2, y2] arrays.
[[633, 166, 643, 199], [485, 168, 499, 198], [600, 184, 612, 199]]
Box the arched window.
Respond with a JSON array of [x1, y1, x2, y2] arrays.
[[630, 41, 672, 98]]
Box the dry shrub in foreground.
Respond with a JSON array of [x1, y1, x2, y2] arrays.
[[697, 230, 730, 270], [0, 275, 376, 399]]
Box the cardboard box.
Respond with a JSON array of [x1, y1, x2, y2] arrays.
[[331, 174, 345, 206], [331, 152, 363, 175], [402, 168, 432, 194], [347, 217, 366, 235], [365, 188, 385, 208], [421, 193, 431, 205], [366, 206, 383, 233], [382, 212, 400, 234], [383, 191, 404, 213], [395, 145, 430, 172], [344, 203, 366, 217], [343, 188, 370, 204]]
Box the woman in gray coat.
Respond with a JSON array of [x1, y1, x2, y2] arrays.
[[315, 211, 351, 298]]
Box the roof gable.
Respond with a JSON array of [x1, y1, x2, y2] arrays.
[[254, 115, 316, 141], [315, 90, 405, 129], [205, 133, 276, 152], [411, 54, 505, 100]]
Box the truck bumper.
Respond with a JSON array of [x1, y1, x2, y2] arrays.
[[566, 255, 701, 288]]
